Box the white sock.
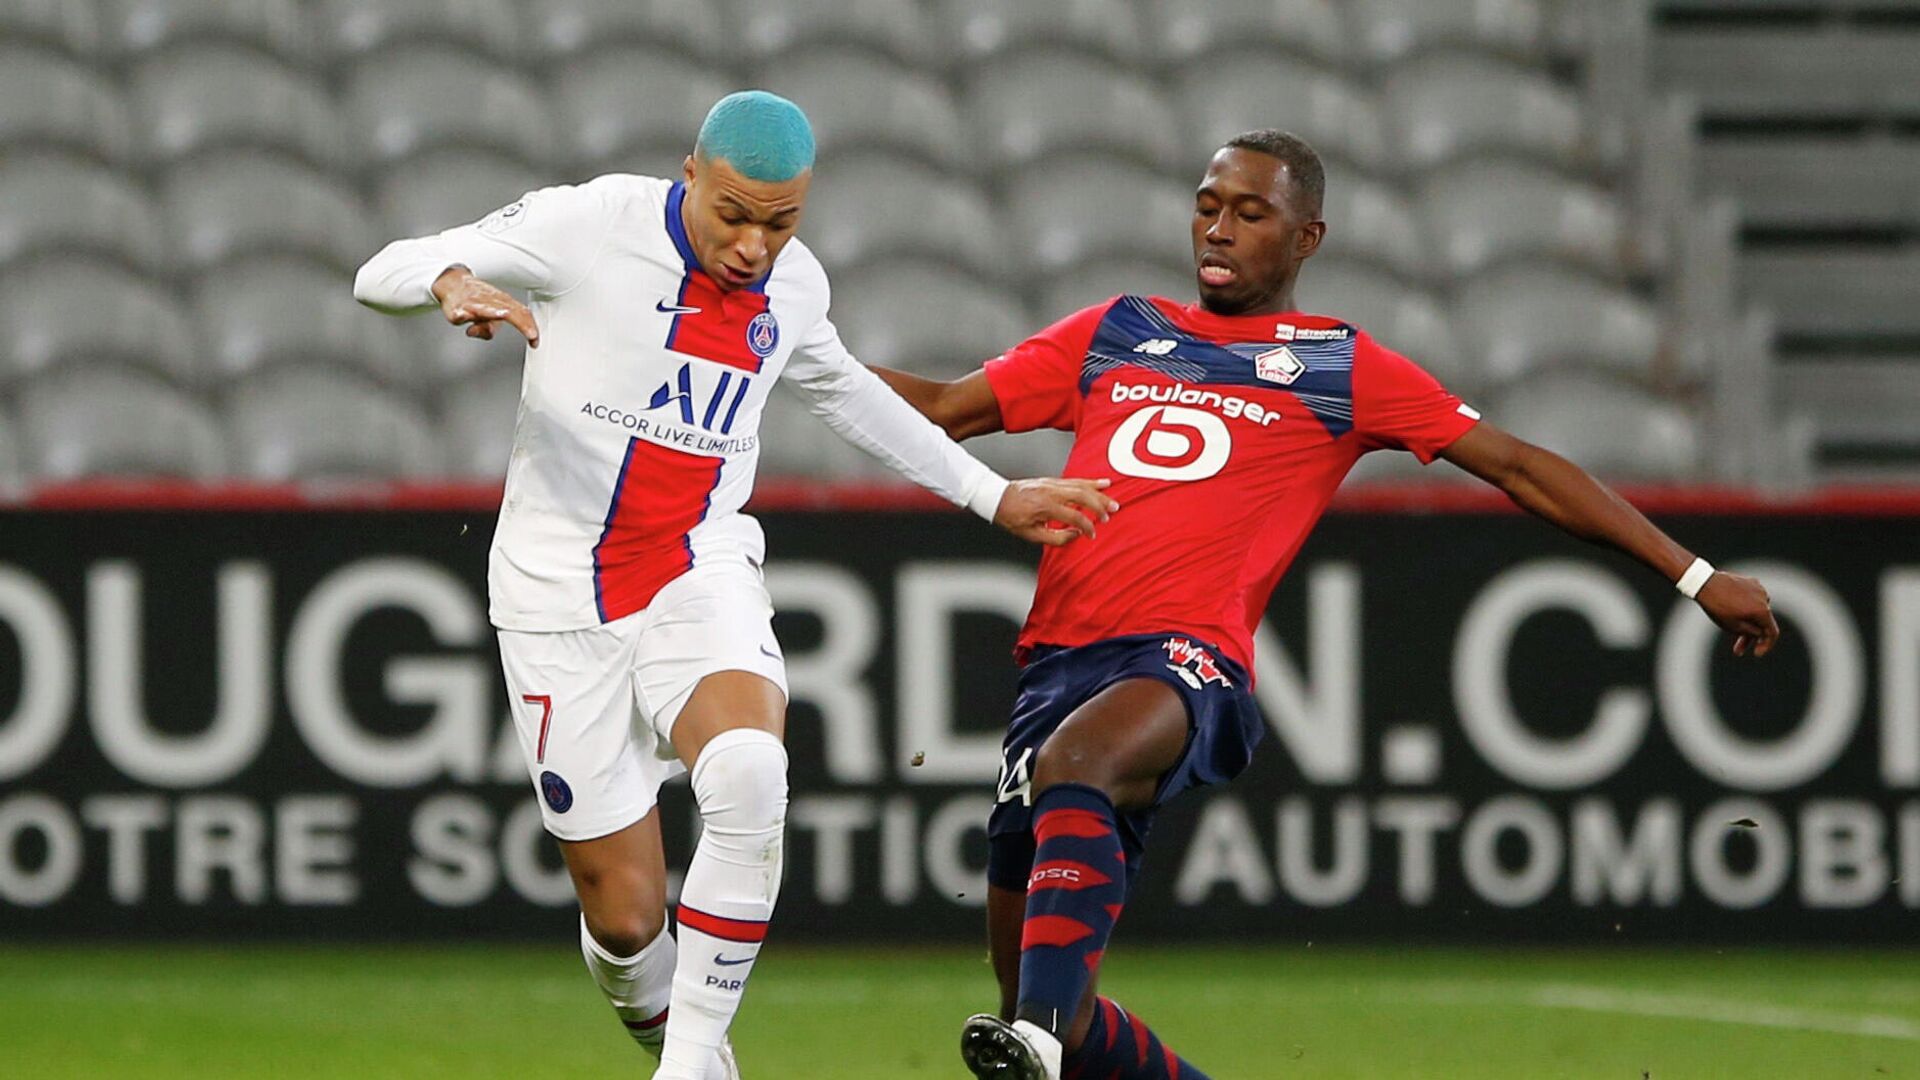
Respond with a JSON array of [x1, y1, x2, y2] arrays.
[[579, 916, 676, 1055], [655, 728, 788, 1079]]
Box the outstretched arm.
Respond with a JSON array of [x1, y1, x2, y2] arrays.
[[869, 367, 1007, 441], [785, 322, 1115, 546], [1440, 423, 1780, 656]]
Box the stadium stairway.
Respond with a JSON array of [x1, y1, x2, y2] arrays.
[[1655, 0, 1920, 481]]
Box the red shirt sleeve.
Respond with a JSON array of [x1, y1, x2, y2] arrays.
[[1352, 333, 1480, 462], [981, 300, 1112, 433]]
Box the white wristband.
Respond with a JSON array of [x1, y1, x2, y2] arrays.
[[1676, 557, 1716, 600]]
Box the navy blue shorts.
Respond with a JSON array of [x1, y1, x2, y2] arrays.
[[985, 632, 1264, 896]]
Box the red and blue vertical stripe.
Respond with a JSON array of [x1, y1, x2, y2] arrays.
[[591, 439, 723, 623]]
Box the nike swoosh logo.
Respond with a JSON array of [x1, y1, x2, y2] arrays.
[[759, 645, 780, 660], [714, 954, 753, 967], [656, 299, 702, 315]]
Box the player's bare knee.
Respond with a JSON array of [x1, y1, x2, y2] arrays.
[[1031, 738, 1119, 796], [581, 902, 664, 957]]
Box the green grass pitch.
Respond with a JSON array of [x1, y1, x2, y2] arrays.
[[2, 944, 1917, 1078]]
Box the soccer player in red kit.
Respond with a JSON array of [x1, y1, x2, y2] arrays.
[[874, 130, 1783, 1080]]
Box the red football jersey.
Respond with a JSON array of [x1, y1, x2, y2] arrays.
[[983, 295, 1479, 672]]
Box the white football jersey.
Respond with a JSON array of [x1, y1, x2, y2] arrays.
[[355, 174, 1007, 631]]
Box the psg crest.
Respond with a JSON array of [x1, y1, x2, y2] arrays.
[[540, 770, 573, 813], [747, 311, 780, 358]]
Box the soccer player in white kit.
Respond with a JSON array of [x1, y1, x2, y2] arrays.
[[353, 91, 1116, 1079]]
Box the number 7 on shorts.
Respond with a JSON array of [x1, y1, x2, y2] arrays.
[[524, 693, 555, 764]]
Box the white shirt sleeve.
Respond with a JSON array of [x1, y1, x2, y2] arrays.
[[352, 180, 614, 314], [782, 304, 1010, 523]]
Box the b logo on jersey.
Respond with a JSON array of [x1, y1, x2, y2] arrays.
[[747, 312, 779, 358], [1108, 405, 1231, 482]]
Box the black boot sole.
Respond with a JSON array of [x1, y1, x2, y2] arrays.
[[960, 1013, 1048, 1079]]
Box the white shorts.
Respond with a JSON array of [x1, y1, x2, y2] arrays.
[[496, 559, 788, 841]]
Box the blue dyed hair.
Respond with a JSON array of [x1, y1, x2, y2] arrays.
[[695, 91, 816, 182]]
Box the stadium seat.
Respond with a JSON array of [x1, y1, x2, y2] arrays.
[[1, 0, 100, 56], [1653, 30, 1869, 122], [524, 0, 726, 63], [1144, 0, 1347, 65], [1173, 52, 1392, 175], [1700, 139, 1920, 233], [0, 46, 131, 162], [828, 262, 1030, 378], [1381, 54, 1589, 172], [553, 47, 729, 171], [0, 403, 19, 490], [409, 310, 531, 382], [1320, 167, 1431, 280], [592, 145, 699, 186], [802, 152, 1002, 279], [1875, 37, 1920, 117], [1036, 259, 1196, 326], [1002, 158, 1193, 280], [1491, 372, 1701, 480], [735, 0, 935, 66], [1743, 251, 1920, 341], [194, 256, 419, 388], [127, 46, 343, 168], [1779, 359, 1920, 453], [319, 0, 519, 64], [1418, 160, 1627, 278], [438, 363, 521, 478], [375, 150, 553, 239], [1350, 0, 1548, 65], [758, 49, 971, 170], [100, 0, 308, 64], [6, 259, 198, 384], [966, 52, 1185, 173], [932, 0, 1145, 65], [21, 366, 228, 480], [163, 155, 376, 274], [344, 48, 558, 166], [228, 369, 443, 481], [0, 155, 165, 274], [1453, 265, 1662, 384], [1294, 259, 1473, 391]]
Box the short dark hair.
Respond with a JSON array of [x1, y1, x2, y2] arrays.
[[1223, 130, 1325, 216]]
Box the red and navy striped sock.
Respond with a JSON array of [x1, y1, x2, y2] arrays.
[[1015, 783, 1127, 1037], [1064, 996, 1210, 1080]]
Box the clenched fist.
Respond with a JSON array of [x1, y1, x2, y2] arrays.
[[1696, 570, 1780, 657]]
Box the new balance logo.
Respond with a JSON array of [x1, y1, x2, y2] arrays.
[[655, 298, 702, 315], [1134, 338, 1178, 355], [648, 362, 752, 433]]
